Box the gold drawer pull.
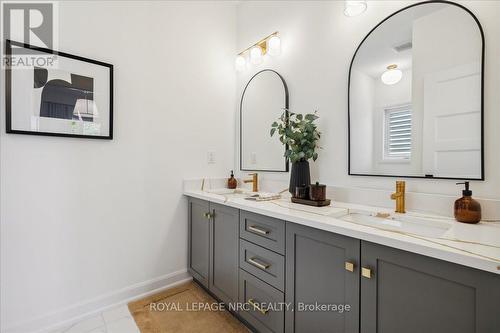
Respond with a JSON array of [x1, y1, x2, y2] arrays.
[[248, 225, 270, 235], [345, 261, 355, 272], [248, 298, 269, 315], [361, 267, 372, 279], [248, 257, 270, 270]]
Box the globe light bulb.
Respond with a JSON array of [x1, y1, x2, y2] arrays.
[[235, 55, 246, 72], [267, 35, 281, 56], [249, 46, 263, 65]]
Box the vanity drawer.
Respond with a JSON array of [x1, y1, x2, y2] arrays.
[[239, 269, 285, 333], [240, 210, 285, 254], [240, 239, 285, 291]]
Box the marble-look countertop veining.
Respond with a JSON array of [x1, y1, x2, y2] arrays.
[[184, 187, 500, 276]]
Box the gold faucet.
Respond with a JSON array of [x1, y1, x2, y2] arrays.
[[244, 173, 258, 192], [390, 180, 406, 213]]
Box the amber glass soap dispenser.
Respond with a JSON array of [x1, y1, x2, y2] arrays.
[[454, 182, 481, 224], [228, 170, 237, 189]]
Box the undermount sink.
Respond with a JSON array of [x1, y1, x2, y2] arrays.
[[205, 188, 257, 198], [340, 210, 452, 238], [205, 188, 240, 195], [205, 188, 281, 202]]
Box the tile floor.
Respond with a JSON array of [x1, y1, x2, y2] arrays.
[[49, 305, 139, 333]]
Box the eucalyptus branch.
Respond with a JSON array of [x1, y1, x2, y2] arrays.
[[270, 109, 321, 163]]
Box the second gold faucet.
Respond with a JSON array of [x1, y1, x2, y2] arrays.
[[390, 180, 406, 213]]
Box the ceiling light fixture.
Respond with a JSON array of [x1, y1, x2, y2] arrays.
[[235, 32, 280, 71], [381, 64, 403, 85], [344, 0, 368, 17]]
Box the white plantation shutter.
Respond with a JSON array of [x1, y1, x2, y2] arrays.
[[384, 105, 412, 159]]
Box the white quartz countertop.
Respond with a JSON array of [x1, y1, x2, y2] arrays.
[[184, 189, 500, 276]]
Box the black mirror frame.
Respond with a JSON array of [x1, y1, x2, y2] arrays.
[[347, 0, 485, 181], [240, 69, 290, 173]]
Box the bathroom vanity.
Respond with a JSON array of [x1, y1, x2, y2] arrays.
[[185, 189, 500, 333], [188, 1, 498, 332]]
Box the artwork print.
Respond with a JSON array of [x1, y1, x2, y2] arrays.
[[6, 40, 113, 139]]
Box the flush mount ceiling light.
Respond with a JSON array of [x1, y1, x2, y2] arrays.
[[235, 32, 280, 72], [344, 0, 368, 17], [381, 64, 403, 85]]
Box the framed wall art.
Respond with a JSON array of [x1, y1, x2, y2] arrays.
[[5, 40, 113, 139]]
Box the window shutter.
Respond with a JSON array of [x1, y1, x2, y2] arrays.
[[384, 105, 412, 158]]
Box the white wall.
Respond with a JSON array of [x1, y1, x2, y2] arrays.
[[236, 1, 500, 200], [0, 1, 236, 332]]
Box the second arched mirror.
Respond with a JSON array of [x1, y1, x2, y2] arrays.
[[348, 1, 484, 180]]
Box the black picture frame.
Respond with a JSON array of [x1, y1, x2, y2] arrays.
[[5, 39, 114, 140], [347, 0, 485, 181], [240, 69, 290, 173]]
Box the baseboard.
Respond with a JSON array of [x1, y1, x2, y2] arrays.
[[2, 269, 192, 333]]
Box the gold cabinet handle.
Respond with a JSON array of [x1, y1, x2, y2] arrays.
[[248, 225, 270, 235], [361, 267, 373, 279], [345, 261, 355, 272], [248, 257, 270, 270], [248, 298, 269, 315]]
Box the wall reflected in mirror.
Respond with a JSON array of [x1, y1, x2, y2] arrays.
[[240, 70, 289, 172], [349, 2, 483, 180]]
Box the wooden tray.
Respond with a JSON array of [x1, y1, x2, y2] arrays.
[[291, 197, 331, 207]]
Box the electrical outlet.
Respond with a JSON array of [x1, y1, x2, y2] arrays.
[[207, 151, 216, 164]]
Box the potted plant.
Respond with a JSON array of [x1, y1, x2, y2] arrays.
[[271, 110, 321, 195]]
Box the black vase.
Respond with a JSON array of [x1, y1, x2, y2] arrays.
[[289, 160, 311, 196]]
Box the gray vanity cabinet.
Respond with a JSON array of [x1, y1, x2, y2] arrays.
[[209, 202, 240, 305], [188, 198, 210, 288], [188, 198, 239, 304], [188, 198, 500, 333], [285, 223, 360, 333], [360, 241, 500, 333]]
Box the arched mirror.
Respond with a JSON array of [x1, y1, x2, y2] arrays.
[[348, 1, 484, 180], [240, 69, 289, 172]]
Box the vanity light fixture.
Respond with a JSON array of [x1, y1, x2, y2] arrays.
[[344, 0, 368, 17], [235, 32, 280, 71], [381, 64, 403, 85]]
